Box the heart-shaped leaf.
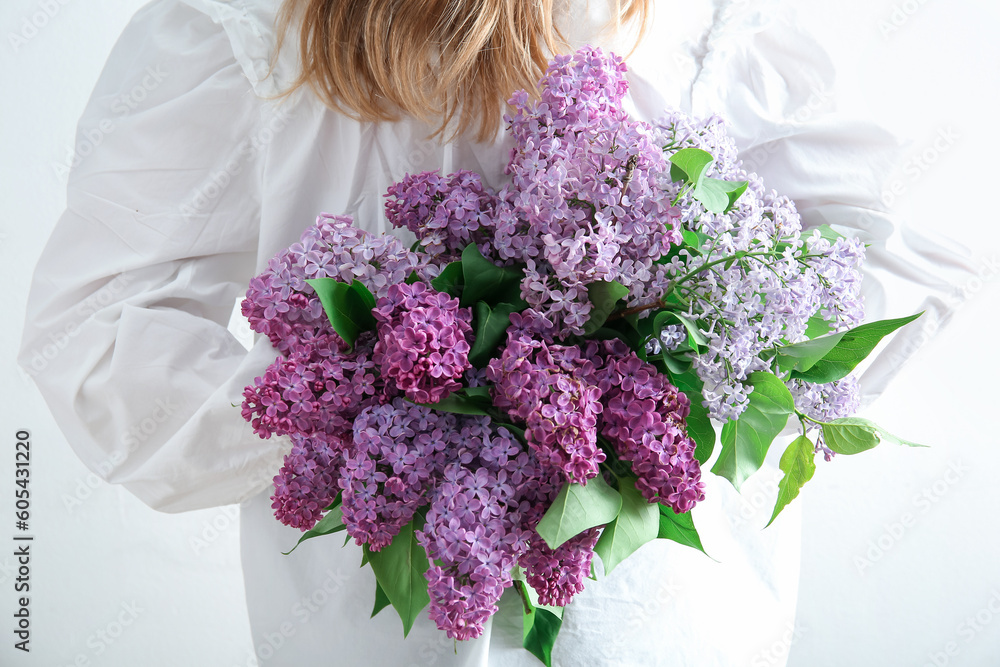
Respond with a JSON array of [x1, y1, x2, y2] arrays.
[[594, 478, 659, 575], [536, 475, 622, 550]]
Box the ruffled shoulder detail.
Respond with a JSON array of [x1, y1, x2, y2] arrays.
[[178, 0, 297, 97]]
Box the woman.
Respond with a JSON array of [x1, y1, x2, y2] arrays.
[[19, 0, 955, 664]]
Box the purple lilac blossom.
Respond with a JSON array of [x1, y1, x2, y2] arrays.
[[271, 432, 345, 530], [372, 281, 473, 405], [486, 321, 605, 484], [788, 376, 861, 461], [242, 213, 423, 355], [384, 170, 498, 261], [340, 400, 454, 549], [521, 527, 601, 607], [417, 419, 545, 640], [587, 340, 705, 513]]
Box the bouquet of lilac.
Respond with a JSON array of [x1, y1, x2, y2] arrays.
[[240, 47, 919, 664]]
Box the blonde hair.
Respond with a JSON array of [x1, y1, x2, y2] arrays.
[[272, 0, 650, 141]]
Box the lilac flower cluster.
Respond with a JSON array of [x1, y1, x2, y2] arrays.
[[243, 213, 422, 355], [339, 400, 455, 549], [592, 340, 705, 513], [487, 324, 605, 484], [788, 376, 861, 460], [521, 527, 601, 607], [271, 432, 344, 530], [647, 112, 867, 420], [418, 421, 533, 640], [382, 47, 684, 337], [384, 170, 498, 261], [372, 282, 473, 405], [487, 313, 704, 511]]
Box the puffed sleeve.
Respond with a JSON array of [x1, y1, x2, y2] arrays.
[[676, 0, 975, 403], [18, 0, 288, 512]]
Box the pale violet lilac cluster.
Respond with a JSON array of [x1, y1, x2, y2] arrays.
[[788, 376, 861, 460], [647, 112, 866, 421]]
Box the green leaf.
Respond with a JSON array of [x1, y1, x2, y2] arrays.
[[668, 148, 713, 187], [684, 392, 716, 464], [417, 387, 493, 416], [594, 478, 659, 575], [521, 586, 563, 667], [536, 475, 623, 550], [460, 243, 525, 307], [657, 504, 708, 556], [680, 229, 712, 252], [766, 435, 817, 527], [816, 224, 846, 243], [371, 581, 392, 618], [667, 368, 703, 394], [821, 417, 926, 455], [711, 372, 795, 490], [804, 314, 833, 339], [430, 261, 464, 298], [775, 332, 846, 373], [791, 313, 923, 384], [305, 278, 377, 349], [695, 178, 748, 214], [350, 280, 377, 310], [281, 503, 346, 555], [364, 515, 430, 637], [660, 349, 693, 374], [583, 280, 630, 335], [404, 271, 420, 285], [468, 302, 517, 368]]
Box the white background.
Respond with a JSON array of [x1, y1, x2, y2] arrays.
[[1, 1, 998, 666]]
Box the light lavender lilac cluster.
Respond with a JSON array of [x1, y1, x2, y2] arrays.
[[646, 113, 866, 421]]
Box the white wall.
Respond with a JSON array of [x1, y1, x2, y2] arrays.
[[1, 1, 253, 665], [1, 1, 997, 666]]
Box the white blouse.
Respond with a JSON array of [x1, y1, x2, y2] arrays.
[[18, 0, 966, 665]]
